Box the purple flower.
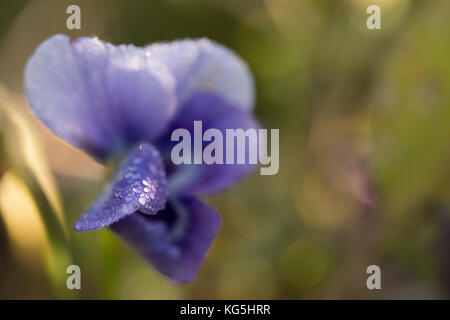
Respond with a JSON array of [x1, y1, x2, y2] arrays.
[[24, 34, 259, 283]]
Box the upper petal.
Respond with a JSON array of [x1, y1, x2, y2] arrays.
[[109, 194, 221, 283], [24, 34, 176, 160], [146, 38, 255, 111], [74, 143, 168, 231]]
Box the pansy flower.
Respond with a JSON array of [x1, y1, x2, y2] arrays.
[[24, 34, 259, 283]]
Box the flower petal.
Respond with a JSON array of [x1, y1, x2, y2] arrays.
[[74, 143, 168, 231], [160, 93, 260, 195], [109, 194, 221, 283], [146, 38, 255, 111], [24, 34, 176, 160]]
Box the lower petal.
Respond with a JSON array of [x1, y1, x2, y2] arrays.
[[109, 195, 221, 283]]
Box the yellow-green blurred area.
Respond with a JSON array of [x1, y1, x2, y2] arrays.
[[0, 0, 449, 299]]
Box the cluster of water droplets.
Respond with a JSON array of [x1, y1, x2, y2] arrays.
[[73, 143, 169, 231], [113, 143, 168, 215]]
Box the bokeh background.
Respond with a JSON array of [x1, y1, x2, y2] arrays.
[[0, 0, 449, 299]]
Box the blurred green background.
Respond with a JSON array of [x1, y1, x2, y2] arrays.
[[0, 0, 449, 299]]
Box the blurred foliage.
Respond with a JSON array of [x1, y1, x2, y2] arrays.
[[0, 0, 449, 299]]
